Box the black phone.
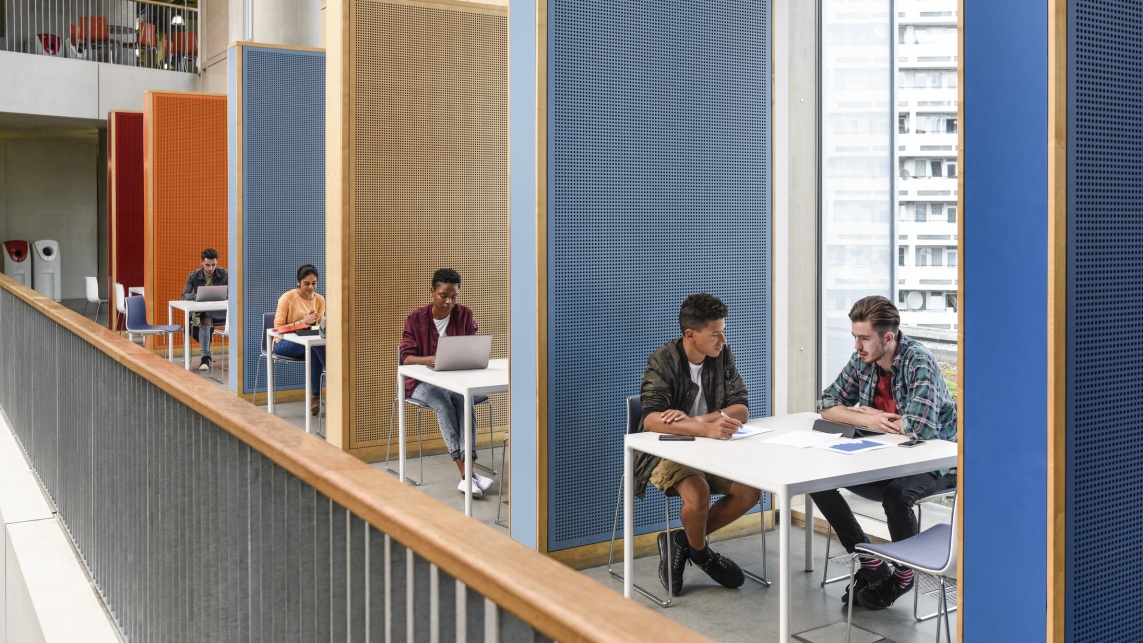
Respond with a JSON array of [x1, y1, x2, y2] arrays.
[[659, 434, 695, 441], [899, 438, 926, 448]]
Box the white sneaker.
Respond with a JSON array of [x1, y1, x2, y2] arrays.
[[473, 473, 494, 493], [458, 478, 484, 499]]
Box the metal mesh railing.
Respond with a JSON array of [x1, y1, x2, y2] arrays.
[[0, 275, 706, 642], [1, 0, 199, 72]]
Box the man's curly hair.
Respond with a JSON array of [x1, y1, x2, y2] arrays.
[[679, 293, 728, 334]]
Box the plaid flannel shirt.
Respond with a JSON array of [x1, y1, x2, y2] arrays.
[[817, 332, 957, 444]]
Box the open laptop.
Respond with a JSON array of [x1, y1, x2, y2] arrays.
[[812, 418, 888, 439], [195, 285, 228, 302], [429, 335, 492, 371]]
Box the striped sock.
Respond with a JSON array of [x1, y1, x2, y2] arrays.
[[858, 556, 885, 571], [894, 567, 914, 587]]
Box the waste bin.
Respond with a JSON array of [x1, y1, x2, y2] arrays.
[[3, 240, 31, 287], [31, 240, 61, 302]]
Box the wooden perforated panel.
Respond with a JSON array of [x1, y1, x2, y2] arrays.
[[143, 92, 228, 343], [348, 0, 508, 450], [108, 111, 145, 330]]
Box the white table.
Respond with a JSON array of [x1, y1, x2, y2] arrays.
[[397, 359, 509, 516], [128, 286, 144, 297], [265, 330, 327, 435], [623, 412, 957, 642], [168, 300, 229, 370]]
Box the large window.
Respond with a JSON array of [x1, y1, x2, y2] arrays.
[[822, 0, 960, 388]]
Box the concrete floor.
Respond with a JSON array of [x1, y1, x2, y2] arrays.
[[67, 299, 956, 642]]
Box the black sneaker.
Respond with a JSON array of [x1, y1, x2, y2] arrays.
[[657, 529, 688, 596], [695, 549, 745, 589], [841, 562, 891, 605], [198, 356, 211, 371], [857, 572, 914, 611]]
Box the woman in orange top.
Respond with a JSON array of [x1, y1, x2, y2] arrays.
[[273, 264, 326, 415]]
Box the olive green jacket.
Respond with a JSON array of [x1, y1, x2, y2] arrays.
[[634, 338, 749, 498]]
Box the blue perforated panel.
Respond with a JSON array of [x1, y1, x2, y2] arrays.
[[547, 1, 770, 550], [234, 47, 326, 394], [1067, 3, 1143, 639]]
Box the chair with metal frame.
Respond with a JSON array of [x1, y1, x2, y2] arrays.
[[251, 313, 305, 408], [113, 283, 128, 331], [123, 295, 180, 348], [606, 396, 770, 607], [495, 432, 510, 528], [385, 346, 496, 485], [209, 324, 229, 383], [846, 491, 958, 643], [821, 480, 958, 621], [83, 276, 107, 321]]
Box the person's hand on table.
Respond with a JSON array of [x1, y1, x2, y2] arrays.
[[854, 406, 904, 434], [659, 409, 687, 424], [706, 415, 741, 440]]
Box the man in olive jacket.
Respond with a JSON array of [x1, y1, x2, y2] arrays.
[[636, 293, 761, 596]]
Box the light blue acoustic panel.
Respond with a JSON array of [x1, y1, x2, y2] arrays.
[[548, 1, 770, 551], [237, 46, 326, 394], [1067, 2, 1143, 640]]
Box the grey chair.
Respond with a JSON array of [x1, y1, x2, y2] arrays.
[[251, 312, 305, 406], [821, 480, 957, 621], [124, 295, 180, 347], [385, 346, 496, 485], [846, 492, 958, 643], [606, 396, 769, 607]]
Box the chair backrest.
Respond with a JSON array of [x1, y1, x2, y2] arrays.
[[124, 295, 147, 331], [85, 276, 100, 304], [261, 313, 275, 356], [626, 396, 642, 435], [167, 31, 197, 55], [138, 22, 157, 48], [114, 283, 127, 314], [938, 491, 959, 576], [79, 16, 109, 41]]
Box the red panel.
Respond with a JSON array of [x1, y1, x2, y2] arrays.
[[108, 111, 145, 330]]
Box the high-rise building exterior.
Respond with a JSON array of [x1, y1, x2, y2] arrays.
[[894, 0, 959, 329]]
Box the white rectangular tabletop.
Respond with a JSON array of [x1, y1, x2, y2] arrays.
[[396, 359, 509, 515], [623, 411, 957, 642], [265, 329, 327, 435], [168, 300, 230, 370]]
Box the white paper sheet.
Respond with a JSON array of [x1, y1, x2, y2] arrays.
[[729, 425, 774, 440]]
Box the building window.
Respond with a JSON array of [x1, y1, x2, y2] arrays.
[[899, 246, 907, 266], [946, 247, 958, 266], [946, 292, 958, 312], [915, 203, 927, 222], [947, 206, 957, 223]]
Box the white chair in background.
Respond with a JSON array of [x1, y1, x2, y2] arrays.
[[83, 276, 108, 321], [113, 283, 128, 331]]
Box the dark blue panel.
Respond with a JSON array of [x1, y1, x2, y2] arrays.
[[240, 47, 326, 393], [963, 0, 1047, 638], [548, 1, 770, 550], [1068, 2, 1143, 640]]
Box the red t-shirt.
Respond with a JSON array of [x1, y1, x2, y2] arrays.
[[872, 368, 897, 415]]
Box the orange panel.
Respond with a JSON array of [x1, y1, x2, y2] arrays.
[[143, 92, 228, 350]]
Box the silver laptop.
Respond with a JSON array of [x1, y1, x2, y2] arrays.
[[195, 285, 228, 302], [429, 335, 492, 371]]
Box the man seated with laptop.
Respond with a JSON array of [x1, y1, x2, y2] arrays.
[[811, 295, 957, 611], [399, 268, 493, 497], [637, 293, 762, 596], [181, 248, 228, 371]]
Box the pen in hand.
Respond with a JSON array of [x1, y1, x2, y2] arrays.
[[719, 410, 743, 429]]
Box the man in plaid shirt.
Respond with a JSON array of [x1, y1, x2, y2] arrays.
[[812, 295, 957, 611]]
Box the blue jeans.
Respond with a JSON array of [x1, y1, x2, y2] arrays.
[[410, 382, 478, 461], [194, 314, 226, 356], [272, 340, 325, 395]]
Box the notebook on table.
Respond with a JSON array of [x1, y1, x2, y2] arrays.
[[195, 285, 228, 302], [429, 335, 492, 371]]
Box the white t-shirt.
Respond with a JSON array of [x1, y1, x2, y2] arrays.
[[688, 361, 708, 417], [434, 315, 450, 337]]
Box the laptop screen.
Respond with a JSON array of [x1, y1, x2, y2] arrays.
[[195, 285, 228, 302]]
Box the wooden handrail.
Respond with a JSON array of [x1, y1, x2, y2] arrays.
[[0, 274, 708, 642]]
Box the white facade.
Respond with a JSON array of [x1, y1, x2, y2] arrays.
[[894, 0, 959, 329]]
